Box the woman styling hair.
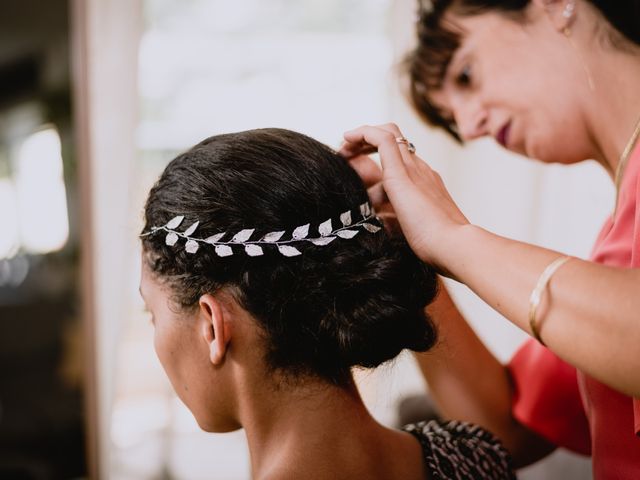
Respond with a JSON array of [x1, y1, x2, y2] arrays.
[[340, 0, 640, 477], [139, 128, 515, 479]]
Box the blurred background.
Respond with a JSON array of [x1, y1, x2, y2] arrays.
[[1, 0, 609, 478], [0, 0, 83, 478]]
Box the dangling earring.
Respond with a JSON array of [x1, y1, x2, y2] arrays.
[[562, 1, 575, 19], [561, 1, 596, 91], [562, 1, 575, 35]]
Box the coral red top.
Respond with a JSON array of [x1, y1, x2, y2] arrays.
[[508, 143, 640, 479]]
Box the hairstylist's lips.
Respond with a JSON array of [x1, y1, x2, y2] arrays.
[[496, 122, 511, 149]]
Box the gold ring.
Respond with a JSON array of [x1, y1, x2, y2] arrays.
[[395, 137, 416, 154]]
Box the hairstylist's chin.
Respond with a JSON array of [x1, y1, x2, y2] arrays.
[[523, 136, 552, 164]]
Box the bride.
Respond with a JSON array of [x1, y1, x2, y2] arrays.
[[138, 128, 514, 479]]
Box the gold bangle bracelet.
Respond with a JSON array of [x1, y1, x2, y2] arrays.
[[528, 256, 572, 346]]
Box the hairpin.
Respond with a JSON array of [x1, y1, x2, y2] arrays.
[[141, 202, 382, 257]]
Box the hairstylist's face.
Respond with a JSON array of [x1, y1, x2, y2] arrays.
[[139, 258, 240, 433], [430, 2, 594, 163]]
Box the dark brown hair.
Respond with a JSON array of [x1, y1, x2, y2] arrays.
[[141, 128, 439, 385]]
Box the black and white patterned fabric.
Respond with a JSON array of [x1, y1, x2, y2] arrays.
[[403, 420, 517, 479]]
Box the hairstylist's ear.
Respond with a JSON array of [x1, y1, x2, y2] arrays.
[[199, 294, 231, 365], [533, 0, 576, 33]]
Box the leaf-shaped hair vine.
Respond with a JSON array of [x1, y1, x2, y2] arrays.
[[140, 202, 382, 258]]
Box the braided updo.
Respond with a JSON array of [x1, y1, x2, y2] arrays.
[[141, 128, 438, 385]]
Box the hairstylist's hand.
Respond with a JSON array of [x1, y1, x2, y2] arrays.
[[340, 124, 469, 274], [339, 147, 402, 235]]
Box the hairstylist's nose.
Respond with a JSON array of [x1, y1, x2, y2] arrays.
[[455, 101, 489, 141]]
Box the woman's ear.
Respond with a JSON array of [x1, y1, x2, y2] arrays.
[[198, 293, 232, 365], [533, 0, 576, 33]]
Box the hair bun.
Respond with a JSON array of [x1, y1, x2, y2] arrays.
[[317, 237, 438, 370], [255, 235, 438, 382], [143, 128, 440, 385]]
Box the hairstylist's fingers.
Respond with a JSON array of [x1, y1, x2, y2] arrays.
[[366, 123, 426, 179], [373, 122, 414, 155], [374, 122, 430, 173], [375, 122, 405, 139], [337, 139, 377, 159], [348, 154, 383, 187], [344, 126, 410, 181], [367, 181, 388, 207]]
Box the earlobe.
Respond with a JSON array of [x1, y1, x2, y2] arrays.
[[559, 1, 576, 36], [199, 294, 231, 366], [534, 0, 576, 33]]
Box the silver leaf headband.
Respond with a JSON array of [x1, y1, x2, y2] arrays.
[[140, 202, 382, 257]]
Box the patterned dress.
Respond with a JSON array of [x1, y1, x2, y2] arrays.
[[403, 420, 516, 479]]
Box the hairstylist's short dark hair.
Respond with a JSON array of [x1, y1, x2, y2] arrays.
[[141, 128, 438, 385], [404, 0, 640, 142]]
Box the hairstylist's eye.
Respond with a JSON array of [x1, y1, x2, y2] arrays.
[[456, 64, 472, 87]]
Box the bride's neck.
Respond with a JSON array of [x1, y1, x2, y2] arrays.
[[237, 375, 407, 480]]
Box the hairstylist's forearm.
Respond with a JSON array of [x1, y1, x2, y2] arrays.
[[416, 282, 555, 467], [444, 224, 640, 397], [418, 283, 511, 429]]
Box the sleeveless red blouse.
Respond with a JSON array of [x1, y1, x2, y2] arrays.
[[508, 143, 640, 479]]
